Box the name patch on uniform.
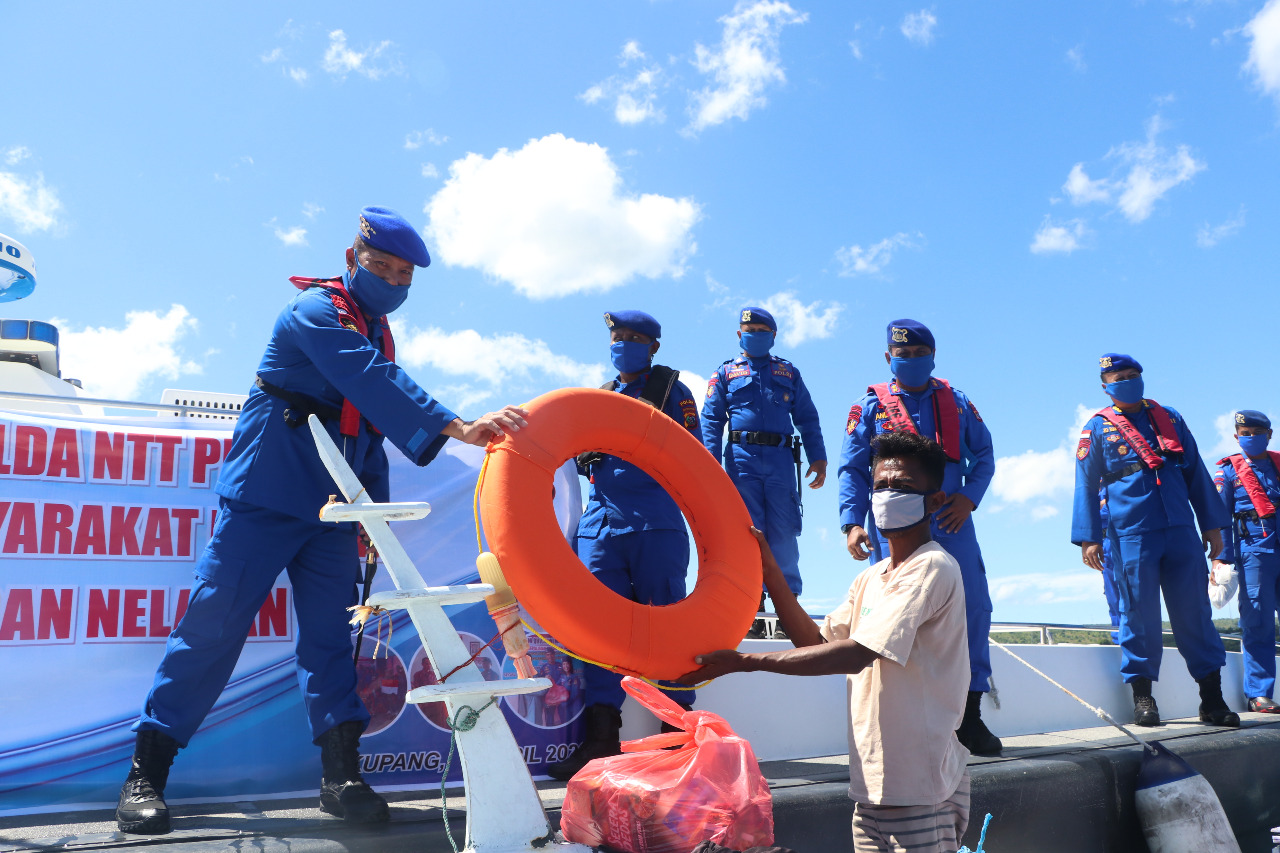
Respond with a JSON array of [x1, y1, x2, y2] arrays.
[[340, 317, 359, 332], [725, 367, 750, 380], [1076, 432, 1091, 460], [771, 363, 793, 380], [846, 404, 862, 434]]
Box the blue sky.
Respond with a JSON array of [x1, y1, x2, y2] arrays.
[[4, 1, 1280, 623]]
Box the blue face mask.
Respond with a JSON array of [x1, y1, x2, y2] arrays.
[[1239, 434, 1270, 457], [740, 330, 774, 358], [1105, 376, 1145, 405], [890, 354, 934, 388], [346, 263, 410, 318], [611, 340, 652, 374]]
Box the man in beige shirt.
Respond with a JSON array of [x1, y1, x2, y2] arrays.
[[682, 431, 971, 852]]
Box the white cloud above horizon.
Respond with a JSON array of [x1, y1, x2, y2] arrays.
[[392, 322, 609, 411], [0, 168, 63, 234], [1196, 206, 1245, 247], [405, 129, 448, 149], [685, 0, 808, 134], [1030, 218, 1087, 254], [582, 41, 666, 125], [321, 29, 399, 80], [274, 224, 308, 247], [1244, 0, 1280, 104], [834, 232, 921, 276], [988, 404, 1093, 518], [901, 9, 938, 46], [1066, 44, 1086, 72], [761, 291, 843, 346], [989, 571, 1106, 606], [54, 306, 202, 400], [1060, 114, 1205, 223], [425, 134, 700, 299]]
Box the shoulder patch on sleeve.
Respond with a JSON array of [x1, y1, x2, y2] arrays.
[[705, 375, 719, 398], [680, 397, 699, 429], [846, 404, 862, 435], [969, 400, 983, 422], [1076, 433, 1091, 460]]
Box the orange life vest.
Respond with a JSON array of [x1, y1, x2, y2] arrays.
[[1095, 401, 1183, 472]]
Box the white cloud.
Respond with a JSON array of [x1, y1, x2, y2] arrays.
[[989, 571, 1106, 606], [901, 9, 938, 46], [302, 202, 324, 220], [392, 323, 608, 409], [677, 368, 709, 401], [1244, 0, 1280, 102], [274, 225, 308, 247], [3, 146, 31, 166], [1030, 217, 1087, 254], [761, 291, 843, 346], [0, 171, 63, 233], [704, 271, 734, 310], [850, 40, 864, 60], [425, 134, 700, 299], [405, 129, 448, 150], [1196, 206, 1246, 247], [581, 41, 666, 125], [834, 232, 920, 276], [1066, 44, 1086, 72], [261, 47, 283, 63], [989, 404, 1093, 516], [288, 67, 309, 84], [54, 306, 201, 400], [421, 162, 439, 179], [1057, 115, 1205, 223], [1063, 163, 1110, 204], [685, 0, 808, 134], [321, 29, 398, 80]]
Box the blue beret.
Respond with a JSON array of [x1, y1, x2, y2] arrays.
[[887, 319, 934, 350], [1235, 410, 1271, 429], [358, 206, 430, 268], [739, 306, 777, 332], [1099, 353, 1142, 375], [604, 310, 661, 340]]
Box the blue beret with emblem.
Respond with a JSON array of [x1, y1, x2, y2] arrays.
[[358, 206, 431, 268], [1235, 410, 1271, 429], [1098, 353, 1142, 375], [739, 306, 777, 332], [886, 319, 934, 350], [604, 310, 661, 340]]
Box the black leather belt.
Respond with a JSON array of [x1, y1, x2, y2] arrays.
[[254, 377, 341, 427], [1235, 509, 1274, 522], [729, 430, 793, 447], [1100, 462, 1143, 486]]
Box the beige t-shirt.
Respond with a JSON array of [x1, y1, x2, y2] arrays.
[[821, 540, 969, 806]]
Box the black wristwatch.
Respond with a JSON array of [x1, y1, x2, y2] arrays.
[[841, 524, 855, 535]]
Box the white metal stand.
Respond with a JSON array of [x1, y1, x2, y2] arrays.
[[308, 416, 591, 853]]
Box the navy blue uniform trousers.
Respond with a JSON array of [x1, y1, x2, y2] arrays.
[[1113, 525, 1226, 684], [135, 498, 368, 746], [1239, 550, 1280, 699]]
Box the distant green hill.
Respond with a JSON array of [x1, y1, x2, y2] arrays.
[[991, 618, 1277, 653]]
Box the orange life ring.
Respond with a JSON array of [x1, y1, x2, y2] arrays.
[[479, 387, 761, 681]]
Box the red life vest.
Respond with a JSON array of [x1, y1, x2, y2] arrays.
[[1095, 400, 1183, 472], [870, 378, 962, 463], [289, 276, 397, 438], [1216, 452, 1280, 519]]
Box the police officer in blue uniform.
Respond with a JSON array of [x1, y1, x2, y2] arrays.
[[1071, 353, 1236, 727], [701, 307, 826, 633], [1099, 496, 1122, 643], [546, 310, 702, 781], [837, 319, 1000, 755], [115, 208, 528, 834], [1212, 410, 1280, 713]]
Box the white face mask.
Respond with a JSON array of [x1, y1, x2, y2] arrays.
[[871, 488, 933, 534]]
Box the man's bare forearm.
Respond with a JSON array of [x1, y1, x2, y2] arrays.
[[741, 638, 878, 677]]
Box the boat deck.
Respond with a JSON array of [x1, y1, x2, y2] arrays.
[[4, 713, 1277, 853]]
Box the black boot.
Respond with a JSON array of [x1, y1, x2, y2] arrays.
[[745, 593, 768, 639], [955, 690, 1002, 756], [116, 729, 180, 834], [316, 720, 389, 823], [1196, 670, 1240, 728], [546, 703, 622, 781], [1131, 677, 1161, 726]]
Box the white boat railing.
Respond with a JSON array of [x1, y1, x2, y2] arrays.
[[990, 620, 1276, 652], [0, 389, 242, 419]]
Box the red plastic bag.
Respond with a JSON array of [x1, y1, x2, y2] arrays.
[[560, 676, 774, 852]]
